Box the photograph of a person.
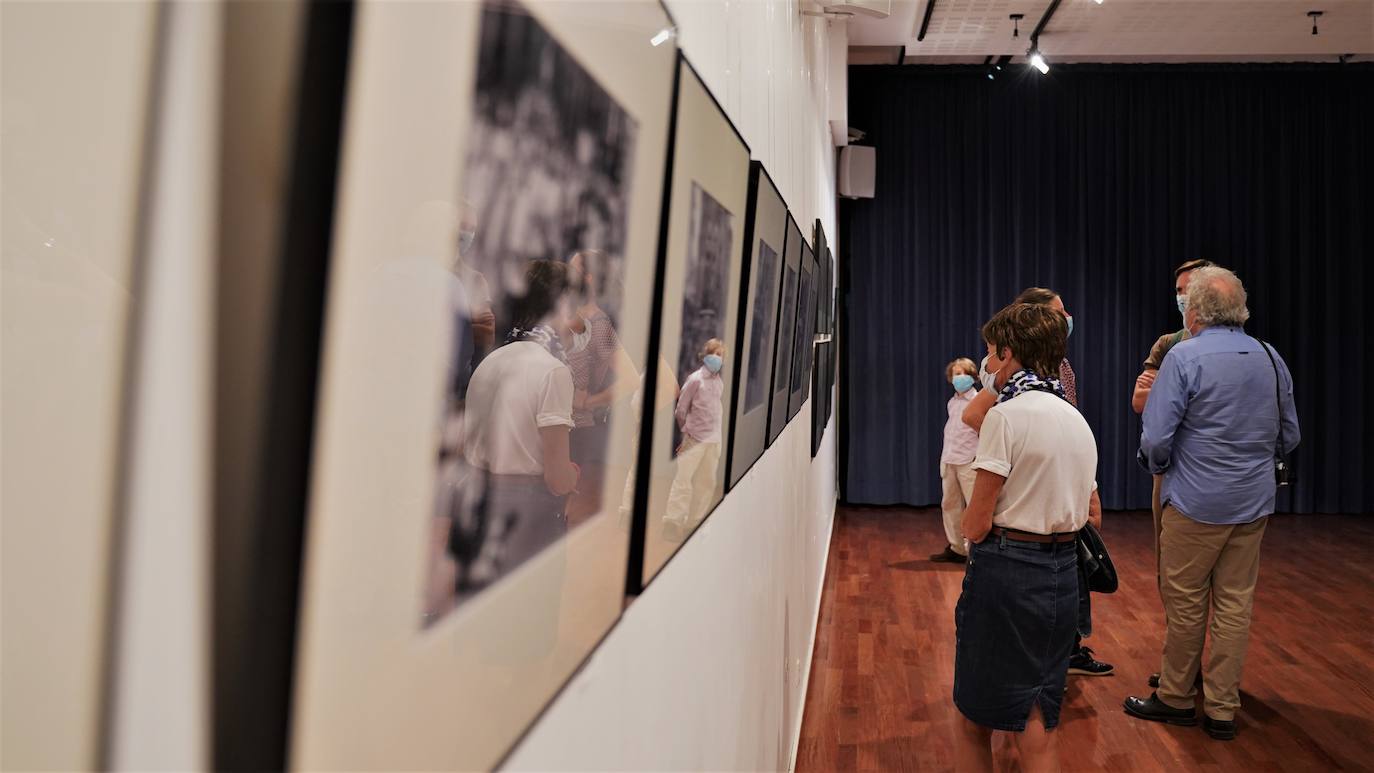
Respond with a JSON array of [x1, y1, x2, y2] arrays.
[[744, 239, 779, 413], [422, 0, 640, 627], [671, 183, 734, 454]]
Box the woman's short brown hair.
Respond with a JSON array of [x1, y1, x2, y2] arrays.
[[981, 303, 1067, 378], [1013, 286, 1059, 307]]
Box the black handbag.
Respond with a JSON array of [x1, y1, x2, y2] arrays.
[[1076, 522, 1118, 594]]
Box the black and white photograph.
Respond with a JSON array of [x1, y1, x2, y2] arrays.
[[787, 245, 817, 420], [671, 183, 734, 455], [423, 0, 641, 626], [768, 260, 799, 439], [744, 239, 779, 413]]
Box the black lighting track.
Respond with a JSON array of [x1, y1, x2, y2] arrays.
[[1029, 0, 1063, 48], [917, 0, 938, 42]]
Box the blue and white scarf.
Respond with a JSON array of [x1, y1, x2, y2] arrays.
[[505, 324, 567, 364], [997, 369, 1068, 404]]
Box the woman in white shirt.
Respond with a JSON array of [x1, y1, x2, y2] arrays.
[[953, 303, 1102, 773]]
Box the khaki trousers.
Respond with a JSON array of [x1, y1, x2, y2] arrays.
[[1152, 474, 1164, 602], [665, 438, 720, 526], [939, 461, 977, 556], [1157, 504, 1268, 720]]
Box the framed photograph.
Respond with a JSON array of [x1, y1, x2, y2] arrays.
[[811, 341, 833, 457], [814, 219, 829, 334], [767, 215, 804, 445], [631, 54, 750, 589], [724, 162, 787, 490], [289, 1, 677, 769], [786, 238, 817, 420]]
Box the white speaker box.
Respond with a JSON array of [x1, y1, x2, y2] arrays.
[[838, 145, 875, 199]]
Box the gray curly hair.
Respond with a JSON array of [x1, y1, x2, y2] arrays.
[[1186, 266, 1250, 328]]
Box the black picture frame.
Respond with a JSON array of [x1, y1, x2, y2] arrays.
[[725, 161, 787, 490], [629, 51, 752, 593], [786, 238, 817, 420], [767, 214, 804, 446]]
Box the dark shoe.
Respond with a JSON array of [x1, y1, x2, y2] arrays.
[[1203, 716, 1237, 741], [1123, 693, 1198, 726], [929, 546, 967, 563], [1068, 646, 1114, 676], [1148, 671, 1204, 689]]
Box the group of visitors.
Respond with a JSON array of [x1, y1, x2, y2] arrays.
[[934, 263, 1300, 771]]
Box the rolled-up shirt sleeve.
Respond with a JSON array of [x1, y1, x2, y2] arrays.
[[537, 366, 575, 428], [1139, 350, 1188, 473], [971, 409, 1012, 478]]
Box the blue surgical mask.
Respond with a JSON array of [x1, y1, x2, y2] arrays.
[[458, 229, 476, 255], [703, 354, 723, 373], [952, 374, 975, 393], [1176, 294, 1188, 315], [1065, 315, 1074, 338]]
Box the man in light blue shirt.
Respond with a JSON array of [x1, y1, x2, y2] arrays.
[[1124, 267, 1299, 741]]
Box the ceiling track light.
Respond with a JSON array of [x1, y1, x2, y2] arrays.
[[1009, 13, 1024, 38], [1028, 49, 1049, 74], [1308, 10, 1323, 35]]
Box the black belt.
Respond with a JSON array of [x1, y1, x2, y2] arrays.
[[989, 526, 1077, 544]]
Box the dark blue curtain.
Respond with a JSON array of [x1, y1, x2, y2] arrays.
[[841, 63, 1373, 513]]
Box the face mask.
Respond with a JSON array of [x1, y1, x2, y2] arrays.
[[1176, 294, 1188, 316], [952, 374, 975, 393], [703, 354, 723, 373], [1065, 315, 1074, 338], [457, 229, 476, 255], [980, 355, 999, 392]]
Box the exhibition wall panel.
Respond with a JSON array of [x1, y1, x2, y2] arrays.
[[505, 1, 842, 769]]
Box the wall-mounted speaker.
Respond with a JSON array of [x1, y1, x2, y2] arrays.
[[838, 145, 875, 199]]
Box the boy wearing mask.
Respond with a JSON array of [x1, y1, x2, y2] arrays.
[[932, 358, 980, 563]]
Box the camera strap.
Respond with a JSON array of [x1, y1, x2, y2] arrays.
[[1256, 337, 1288, 472]]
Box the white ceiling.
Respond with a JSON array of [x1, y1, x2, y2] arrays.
[[846, 0, 1374, 63]]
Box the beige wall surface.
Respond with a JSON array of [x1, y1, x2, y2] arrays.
[[1, 1, 158, 768]]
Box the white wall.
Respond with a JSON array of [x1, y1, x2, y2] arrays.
[[504, 2, 844, 770]]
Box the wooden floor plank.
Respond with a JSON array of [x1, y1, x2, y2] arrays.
[[796, 506, 1374, 772]]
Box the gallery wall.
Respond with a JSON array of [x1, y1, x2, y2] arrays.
[[503, 1, 844, 770]]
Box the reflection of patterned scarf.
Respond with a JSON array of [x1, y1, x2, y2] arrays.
[[505, 324, 567, 364], [997, 369, 1067, 404]]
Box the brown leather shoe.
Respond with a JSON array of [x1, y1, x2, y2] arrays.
[[929, 546, 967, 563]]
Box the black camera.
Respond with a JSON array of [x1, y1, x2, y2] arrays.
[[1275, 458, 1291, 487]]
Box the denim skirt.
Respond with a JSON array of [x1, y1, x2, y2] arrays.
[[953, 534, 1079, 731]]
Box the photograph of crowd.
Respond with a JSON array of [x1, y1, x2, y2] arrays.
[[422, 0, 640, 626]]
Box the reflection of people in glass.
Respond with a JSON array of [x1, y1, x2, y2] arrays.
[[457, 260, 581, 593], [562, 249, 637, 525], [664, 338, 726, 539], [455, 198, 496, 364], [615, 356, 679, 529]]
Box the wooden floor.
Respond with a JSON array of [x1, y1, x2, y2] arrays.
[[796, 506, 1374, 772]]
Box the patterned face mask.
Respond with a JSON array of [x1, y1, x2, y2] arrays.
[[997, 369, 1068, 404]]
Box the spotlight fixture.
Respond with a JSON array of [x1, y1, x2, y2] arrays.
[[1029, 50, 1049, 74], [650, 27, 674, 46], [1307, 10, 1323, 35], [1010, 13, 1024, 38], [1094, 0, 1103, 4]]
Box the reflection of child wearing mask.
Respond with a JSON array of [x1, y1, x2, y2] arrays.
[[664, 339, 726, 536], [931, 357, 980, 564]]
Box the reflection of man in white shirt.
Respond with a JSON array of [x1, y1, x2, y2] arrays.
[[460, 260, 580, 583]]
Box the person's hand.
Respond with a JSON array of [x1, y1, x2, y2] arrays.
[[1088, 511, 1102, 530], [1136, 370, 1157, 390]]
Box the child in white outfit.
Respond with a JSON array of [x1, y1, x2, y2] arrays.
[[932, 357, 980, 563]]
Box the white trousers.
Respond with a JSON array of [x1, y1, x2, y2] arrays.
[[665, 438, 721, 526], [940, 461, 977, 555]]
